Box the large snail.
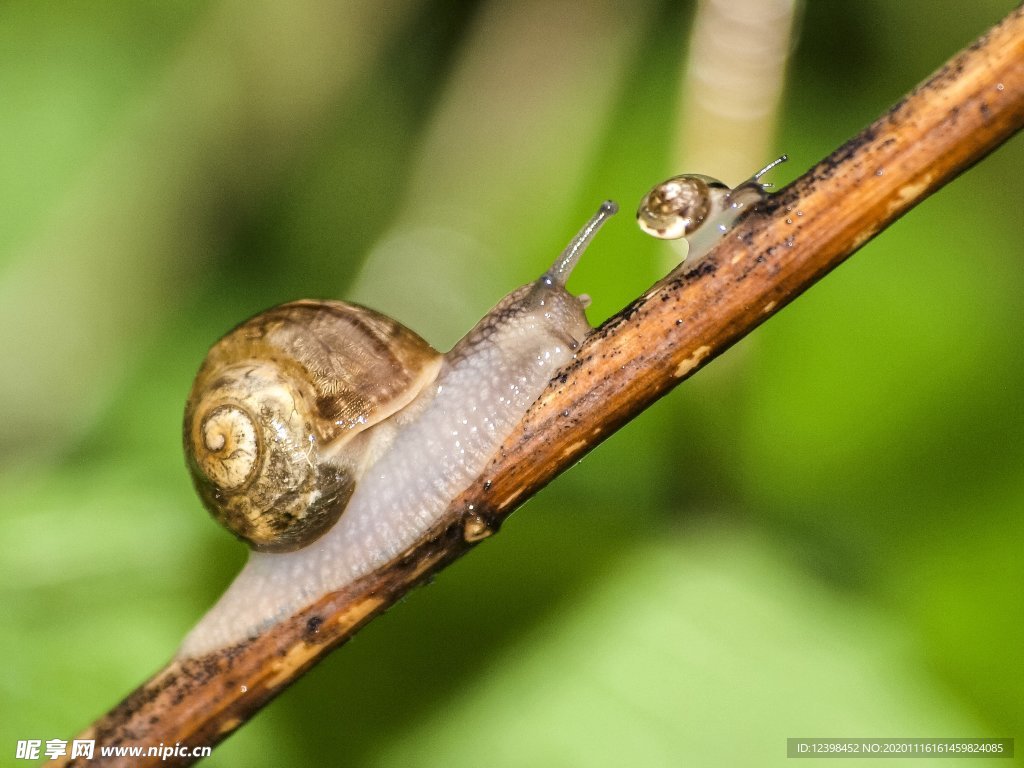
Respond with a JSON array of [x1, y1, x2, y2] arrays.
[[637, 155, 787, 262], [180, 201, 617, 655]]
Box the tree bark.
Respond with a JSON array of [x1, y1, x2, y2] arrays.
[[52, 6, 1024, 766]]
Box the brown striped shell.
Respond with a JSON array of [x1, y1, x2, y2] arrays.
[[184, 300, 441, 552]]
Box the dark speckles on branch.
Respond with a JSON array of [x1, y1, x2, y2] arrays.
[[619, 297, 646, 322], [681, 257, 718, 280], [304, 616, 324, 639]]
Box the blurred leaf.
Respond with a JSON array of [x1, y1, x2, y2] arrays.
[[378, 527, 989, 767]]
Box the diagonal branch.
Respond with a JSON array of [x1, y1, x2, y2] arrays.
[[55, 6, 1023, 766]]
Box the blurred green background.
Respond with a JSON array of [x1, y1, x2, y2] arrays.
[[1, 1, 1022, 766]]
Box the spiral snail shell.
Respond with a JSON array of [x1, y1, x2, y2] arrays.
[[179, 201, 617, 653], [184, 301, 442, 552], [636, 156, 787, 261], [636, 173, 735, 241]]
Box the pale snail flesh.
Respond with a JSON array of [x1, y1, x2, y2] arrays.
[[636, 155, 787, 262], [179, 200, 617, 656]]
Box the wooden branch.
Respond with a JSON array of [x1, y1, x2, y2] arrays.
[[55, 7, 1024, 766]]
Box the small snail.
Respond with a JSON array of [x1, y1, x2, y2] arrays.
[[180, 201, 617, 654], [637, 155, 787, 262]]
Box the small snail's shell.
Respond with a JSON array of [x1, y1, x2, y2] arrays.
[[636, 174, 731, 240], [184, 300, 442, 553]]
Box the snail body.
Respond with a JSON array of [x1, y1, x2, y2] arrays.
[[636, 156, 787, 263], [180, 201, 617, 655]]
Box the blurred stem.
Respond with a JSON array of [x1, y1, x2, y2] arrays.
[[53, 7, 1024, 767], [679, 0, 797, 181], [670, 0, 798, 266]]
